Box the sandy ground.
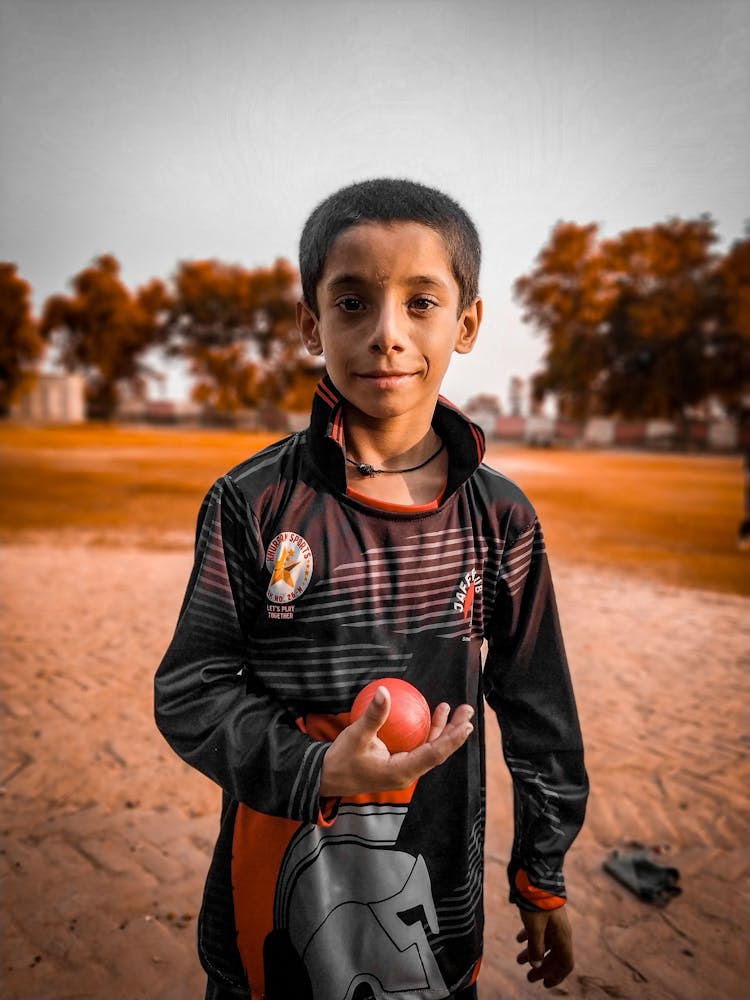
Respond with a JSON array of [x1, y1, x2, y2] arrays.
[[1, 541, 748, 1000]]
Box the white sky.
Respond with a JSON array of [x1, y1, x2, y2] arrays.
[[1, 0, 748, 408]]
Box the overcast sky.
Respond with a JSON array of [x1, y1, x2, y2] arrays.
[[1, 0, 748, 408]]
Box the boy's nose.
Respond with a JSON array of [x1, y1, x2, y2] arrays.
[[368, 303, 405, 353]]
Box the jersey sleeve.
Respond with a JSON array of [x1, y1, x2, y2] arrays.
[[483, 515, 588, 911], [154, 476, 329, 824]]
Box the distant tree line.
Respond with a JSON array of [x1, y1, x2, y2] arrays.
[[0, 255, 321, 418], [1, 214, 748, 421], [514, 216, 750, 421]]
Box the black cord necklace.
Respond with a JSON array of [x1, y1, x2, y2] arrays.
[[345, 442, 445, 477]]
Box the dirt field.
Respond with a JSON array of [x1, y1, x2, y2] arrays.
[[0, 423, 745, 595], [1, 424, 748, 1000]]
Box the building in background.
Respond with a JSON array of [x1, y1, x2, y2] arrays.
[[10, 373, 85, 423]]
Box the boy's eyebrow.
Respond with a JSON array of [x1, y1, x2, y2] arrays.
[[408, 274, 450, 290], [326, 273, 365, 290], [325, 273, 450, 291]]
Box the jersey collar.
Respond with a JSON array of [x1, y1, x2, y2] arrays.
[[307, 374, 486, 500]]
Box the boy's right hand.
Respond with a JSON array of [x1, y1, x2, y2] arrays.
[[319, 685, 474, 797]]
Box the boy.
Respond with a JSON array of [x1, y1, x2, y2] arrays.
[[155, 178, 588, 1000]]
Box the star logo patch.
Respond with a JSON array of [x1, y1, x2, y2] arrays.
[[265, 531, 313, 605]]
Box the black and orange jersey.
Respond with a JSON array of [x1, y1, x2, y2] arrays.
[[155, 375, 588, 999]]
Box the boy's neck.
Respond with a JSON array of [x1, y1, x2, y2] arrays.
[[342, 404, 447, 506]]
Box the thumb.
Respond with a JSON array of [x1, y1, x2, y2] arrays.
[[355, 685, 391, 738]]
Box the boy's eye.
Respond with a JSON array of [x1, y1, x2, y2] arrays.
[[336, 296, 365, 312], [411, 296, 437, 312]]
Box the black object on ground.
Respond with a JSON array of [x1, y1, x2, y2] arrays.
[[603, 848, 682, 906]]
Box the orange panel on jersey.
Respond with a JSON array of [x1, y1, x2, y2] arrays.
[[514, 869, 566, 910]]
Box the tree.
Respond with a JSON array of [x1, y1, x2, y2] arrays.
[[709, 228, 750, 415], [596, 217, 719, 419], [514, 216, 748, 421], [278, 357, 326, 413], [514, 223, 615, 419], [0, 263, 46, 415], [166, 257, 312, 414], [40, 255, 171, 418]]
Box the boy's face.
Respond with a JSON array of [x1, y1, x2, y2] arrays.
[[297, 221, 481, 425]]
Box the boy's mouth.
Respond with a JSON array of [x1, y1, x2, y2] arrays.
[[356, 371, 418, 387]]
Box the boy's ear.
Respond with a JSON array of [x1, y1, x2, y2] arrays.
[[297, 300, 323, 356], [454, 297, 483, 355]]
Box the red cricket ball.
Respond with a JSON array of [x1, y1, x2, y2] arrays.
[[351, 677, 432, 753]]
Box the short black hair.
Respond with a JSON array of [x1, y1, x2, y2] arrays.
[[299, 178, 481, 315]]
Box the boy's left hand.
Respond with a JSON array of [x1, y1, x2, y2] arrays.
[[515, 906, 574, 988]]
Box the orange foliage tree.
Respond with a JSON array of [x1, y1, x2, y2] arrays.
[[515, 217, 749, 420], [0, 263, 46, 415], [514, 223, 613, 420], [40, 255, 171, 418], [710, 228, 750, 414], [166, 258, 319, 414]]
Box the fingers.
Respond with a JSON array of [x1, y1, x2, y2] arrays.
[[320, 699, 474, 797], [526, 950, 574, 988], [402, 703, 473, 771], [443, 702, 474, 729], [360, 695, 472, 766], [427, 702, 450, 740], [515, 907, 574, 988], [435, 704, 474, 753]]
